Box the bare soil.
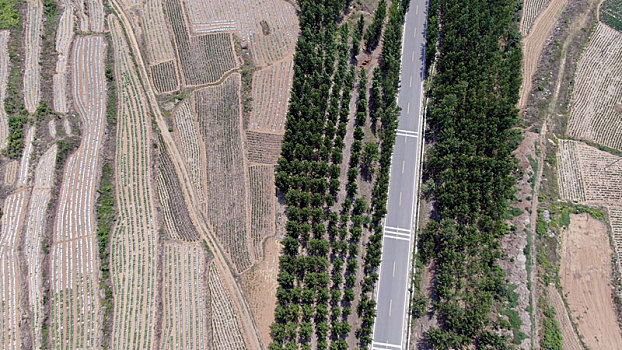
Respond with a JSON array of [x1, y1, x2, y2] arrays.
[[240, 236, 279, 348], [560, 213, 622, 348]]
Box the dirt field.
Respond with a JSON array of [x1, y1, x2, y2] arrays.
[[519, 0, 569, 110], [560, 213, 622, 349], [241, 236, 279, 347]]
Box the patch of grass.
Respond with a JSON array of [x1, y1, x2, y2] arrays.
[[541, 303, 563, 349], [506, 206, 524, 219], [601, 0, 622, 31], [560, 208, 570, 227], [0, 0, 20, 29], [536, 212, 548, 237], [96, 163, 116, 338]]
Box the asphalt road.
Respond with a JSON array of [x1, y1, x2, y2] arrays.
[[371, 1, 427, 349]]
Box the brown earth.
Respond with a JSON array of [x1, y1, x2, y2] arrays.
[[560, 213, 622, 349], [546, 284, 583, 349], [240, 236, 280, 348], [519, 0, 569, 110]]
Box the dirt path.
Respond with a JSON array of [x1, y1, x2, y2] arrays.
[[519, 0, 569, 110], [561, 213, 622, 349], [107, 3, 263, 348]]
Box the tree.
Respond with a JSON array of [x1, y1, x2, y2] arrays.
[[364, 0, 387, 51]]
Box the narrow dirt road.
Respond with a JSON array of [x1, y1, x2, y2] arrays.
[[107, 2, 263, 348]]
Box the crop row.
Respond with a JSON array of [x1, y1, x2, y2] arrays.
[[49, 35, 106, 348], [520, 0, 551, 35], [195, 74, 254, 272], [208, 262, 246, 349], [245, 131, 282, 165], [0, 189, 28, 350], [250, 58, 293, 133], [150, 60, 179, 94], [185, 0, 298, 66], [24, 0, 43, 114], [53, 1, 74, 113], [248, 165, 275, 261], [567, 23, 622, 151], [3, 160, 18, 186], [556, 140, 587, 202], [172, 99, 206, 209], [86, 0, 104, 32], [161, 243, 210, 349], [163, 0, 237, 86], [24, 145, 57, 349], [49, 237, 100, 349], [109, 15, 159, 350], [0, 31, 9, 150], [141, 0, 175, 64], [156, 142, 201, 242]]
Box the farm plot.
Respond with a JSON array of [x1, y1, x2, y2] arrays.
[[109, 15, 160, 350], [86, 0, 105, 32], [141, 0, 175, 64], [150, 60, 179, 94], [163, 0, 238, 86], [53, 1, 75, 113], [160, 242, 210, 350], [250, 58, 294, 133], [195, 74, 253, 273], [3, 161, 18, 186], [608, 207, 622, 263], [520, 0, 552, 35], [208, 262, 246, 350], [184, 0, 299, 66], [49, 35, 106, 349], [18, 127, 35, 187], [172, 99, 206, 210], [24, 0, 43, 114], [246, 131, 283, 165], [24, 145, 57, 349], [157, 142, 201, 242], [0, 30, 9, 149], [0, 189, 29, 350], [560, 213, 622, 349], [567, 23, 622, 150], [557, 140, 622, 204], [248, 165, 275, 260]]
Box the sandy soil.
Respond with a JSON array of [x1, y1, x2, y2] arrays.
[[546, 284, 583, 350], [241, 236, 279, 348], [519, 0, 569, 110], [560, 213, 622, 349]]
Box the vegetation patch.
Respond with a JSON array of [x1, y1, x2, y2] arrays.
[[601, 0, 622, 31]]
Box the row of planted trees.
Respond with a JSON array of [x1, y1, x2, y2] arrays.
[[271, 0, 409, 349], [418, 0, 523, 348]]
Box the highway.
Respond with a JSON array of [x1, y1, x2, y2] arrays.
[[371, 0, 427, 349]]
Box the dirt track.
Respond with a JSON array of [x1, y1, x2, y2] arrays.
[[560, 213, 622, 349]]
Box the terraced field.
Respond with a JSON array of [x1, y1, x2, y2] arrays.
[[163, 0, 238, 86], [160, 242, 210, 350], [195, 74, 253, 272], [53, 0, 75, 113], [24, 0, 43, 114], [250, 59, 294, 134], [567, 23, 622, 150], [0, 30, 9, 149], [49, 35, 106, 349], [208, 262, 246, 349], [185, 0, 298, 66], [25, 145, 57, 349], [109, 15, 159, 349], [0, 133, 35, 349], [172, 99, 206, 210]]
